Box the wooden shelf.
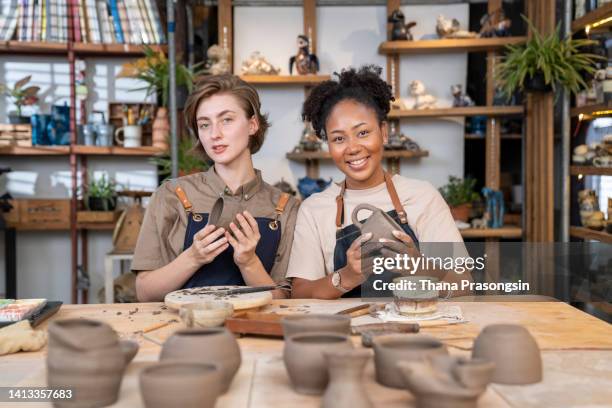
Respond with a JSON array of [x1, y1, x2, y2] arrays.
[[0, 41, 67, 54], [571, 3, 612, 33], [0, 145, 70, 155], [465, 133, 522, 140], [286, 150, 429, 162], [239, 75, 331, 85], [570, 103, 612, 118], [570, 226, 612, 243], [72, 145, 166, 156], [77, 223, 116, 231], [378, 37, 527, 55], [388, 106, 523, 119], [0, 41, 166, 56], [9, 223, 116, 231], [570, 166, 612, 176], [460, 226, 523, 239]]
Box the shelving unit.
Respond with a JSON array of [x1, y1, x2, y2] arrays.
[[378, 36, 526, 54], [0, 41, 166, 56], [571, 2, 612, 33], [569, 226, 612, 244], [240, 75, 330, 85], [570, 166, 612, 177], [0, 146, 70, 155], [388, 106, 524, 119], [570, 103, 612, 118]]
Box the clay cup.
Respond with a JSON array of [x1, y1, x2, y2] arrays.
[[281, 314, 351, 338], [179, 301, 234, 328]]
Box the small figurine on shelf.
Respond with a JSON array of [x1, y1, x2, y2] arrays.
[[471, 212, 490, 229], [479, 8, 512, 38], [482, 187, 505, 228], [289, 35, 319, 75], [293, 123, 321, 152], [409, 80, 437, 109], [451, 84, 474, 107], [241, 51, 281, 75], [385, 130, 421, 151], [436, 15, 477, 39], [274, 179, 297, 196], [388, 9, 417, 41], [298, 177, 332, 199], [203, 44, 231, 75]]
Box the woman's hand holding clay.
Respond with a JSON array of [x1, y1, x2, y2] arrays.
[[226, 211, 261, 267], [340, 232, 373, 289], [188, 224, 229, 266]]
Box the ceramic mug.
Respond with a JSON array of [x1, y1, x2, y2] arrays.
[[115, 125, 142, 148]]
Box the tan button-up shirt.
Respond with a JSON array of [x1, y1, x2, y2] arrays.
[[132, 167, 299, 284]]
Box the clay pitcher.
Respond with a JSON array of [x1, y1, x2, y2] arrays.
[[322, 349, 373, 408], [351, 203, 405, 257], [47, 319, 138, 408], [160, 327, 241, 393], [207, 196, 244, 230], [152, 107, 170, 150]]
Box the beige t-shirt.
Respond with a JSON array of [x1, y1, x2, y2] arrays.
[[286, 175, 464, 280]]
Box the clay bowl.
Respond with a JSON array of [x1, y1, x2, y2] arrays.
[[160, 327, 241, 393], [281, 314, 351, 338], [472, 324, 542, 385], [140, 362, 222, 408], [179, 301, 234, 328], [373, 334, 448, 389], [283, 332, 353, 395]]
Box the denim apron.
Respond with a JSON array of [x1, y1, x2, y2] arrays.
[[173, 185, 290, 288], [332, 173, 419, 298]]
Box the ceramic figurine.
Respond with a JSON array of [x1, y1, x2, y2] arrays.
[[293, 123, 321, 152], [479, 8, 512, 38], [388, 9, 417, 41], [436, 15, 477, 39], [481, 187, 505, 228], [298, 177, 332, 199], [578, 189, 600, 228], [204, 44, 231, 75], [321, 349, 373, 408], [289, 35, 319, 75], [241, 51, 280, 76], [273, 178, 297, 196], [398, 355, 495, 408], [281, 314, 351, 338], [471, 212, 489, 229], [451, 84, 475, 107], [409, 80, 437, 109], [385, 131, 420, 151]]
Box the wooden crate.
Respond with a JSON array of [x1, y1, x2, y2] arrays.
[[0, 124, 32, 146], [108, 103, 155, 147], [77, 210, 120, 223], [6, 199, 70, 229]]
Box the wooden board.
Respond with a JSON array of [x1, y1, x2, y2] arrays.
[[378, 36, 527, 54], [164, 286, 273, 311]]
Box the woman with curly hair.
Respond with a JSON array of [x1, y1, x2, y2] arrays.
[[287, 65, 467, 299]]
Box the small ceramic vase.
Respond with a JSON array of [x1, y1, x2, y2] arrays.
[[160, 327, 241, 393], [472, 324, 542, 385], [281, 314, 351, 338], [140, 362, 222, 408], [321, 349, 373, 408], [373, 334, 448, 389], [207, 196, 244, 230], [398, 355, 495, 408], [47, 319, 139, 408], [283, 332, 353, 395], [179, 301, 234, 328], [152, 107, 170, 150]]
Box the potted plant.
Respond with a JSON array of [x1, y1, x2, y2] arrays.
[[496, 17, 603, 97], [84, 174, 118, 211], [150, 137, 210, 181], [0, 75, 40, 124], [439, 176, 480, 222]]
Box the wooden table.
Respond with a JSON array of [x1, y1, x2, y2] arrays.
[[1, 299, 611, 408]]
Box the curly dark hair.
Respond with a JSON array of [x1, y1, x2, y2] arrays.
[[301, 65, 394, 139]]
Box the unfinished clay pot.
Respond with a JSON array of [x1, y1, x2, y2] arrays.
[[373, 334, 448, 389], [47, 318, 138, 408], [207, 196, 244, 230], [140, 362, 222, 408], [179, 301, 234, 328], [322, 349, 373, 408], [160, 327, 241, 393], [398, 355, 495, 408], [351, 203, 405, 257], [283, 332, 353, 395], [472, 324, 542, 385], [281, 314, 351, 338]]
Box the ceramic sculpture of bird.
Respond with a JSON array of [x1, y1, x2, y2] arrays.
[[289, 35, 319, 75]]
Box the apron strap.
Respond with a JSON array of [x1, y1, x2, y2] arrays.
[[173, 184, 193, 212], [275, 192, 291, 215], [334, 171, 408, 228]]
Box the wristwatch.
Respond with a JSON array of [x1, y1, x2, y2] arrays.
[[331, 271, 350, 294]]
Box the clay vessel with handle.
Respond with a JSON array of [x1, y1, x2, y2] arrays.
[[47, 318, 138, 408], [351, 203, 405, 257], [207, 196, 244, 230], [321, 348, 373, 408], [160, 327, 241, 393]]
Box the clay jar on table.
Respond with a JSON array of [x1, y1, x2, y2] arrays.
[[207, 196, 244, 230], [472, 324, 542, 385], [283, 332, 353, 395], [373, 334, 448, 389], [160, 327, 241, 393], [47, 318, 139, 408], [179, 301, 234, 328], [351, 203, 405, 257], [321, 349, 373, 408], [140, 362, 222, 408], [281, 314, 351, 338], [397, 355, 495, 408]]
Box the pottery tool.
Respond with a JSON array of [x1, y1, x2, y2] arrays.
[[142, 321, 173, 334], [335, 303, 371, 318], [165, 285, 274, 311]]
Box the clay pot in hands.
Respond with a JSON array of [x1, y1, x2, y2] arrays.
[[47, 319, 139, 408], [322, 349, 373, 408], [283, 332, 353, 395], [140, 362, 222, 408], [472, 324, 542, 385], [281, 314, 351, 338], [160, 327, 241, 393], [397, 355, 495, 408], [351, 203, 405, 257], [207, 196, 244, 230], [373, 334, 448, 389], [152, 107, 170, 150]]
